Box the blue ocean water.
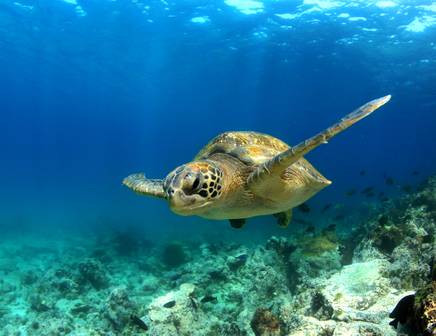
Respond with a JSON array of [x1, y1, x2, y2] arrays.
[[0, 0, 435, 241], [1, 2, 436, 335]]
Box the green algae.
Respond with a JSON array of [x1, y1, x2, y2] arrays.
[[1, 177, 435, 335], [300, 232, 338, 257]]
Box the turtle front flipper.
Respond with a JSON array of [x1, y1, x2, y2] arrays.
[[123, 173, 166, 198], [248, 95, 391, 188], [273, 209, 292, 228]]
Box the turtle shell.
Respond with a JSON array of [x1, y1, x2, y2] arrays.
[[194, 131, 290, 166]]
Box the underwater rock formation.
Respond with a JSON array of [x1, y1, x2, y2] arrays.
[[161, 242, 190, 268], [1, 176, 435, 335], [390, 280, 436, 335], [352, 176, 436, 290], [104, 286, 137, 331], [389, 280, 436, 336], [415, 281, 436, 335], [287, 236, 342, 292], [250, 308, 284, 336], [78, 258, 110, 289], [300, 228, 339, 257], [145, 283, 211, 335]]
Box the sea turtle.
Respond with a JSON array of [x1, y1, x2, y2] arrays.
[[123, 95, 391, 229]]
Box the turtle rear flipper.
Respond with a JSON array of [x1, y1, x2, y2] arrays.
[[273, 209, 292, 228], [248, 95, 391, 188], [229, 218, 246, 229], [123, 173, 166, 198]]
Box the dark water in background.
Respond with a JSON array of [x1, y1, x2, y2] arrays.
[[0, 0, 435, 243]]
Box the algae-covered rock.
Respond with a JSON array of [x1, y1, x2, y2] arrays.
[[332, 321, 389, 336], [250, 308, 285, 336], [322, 260, 391, 314], [288, 247, 341, 291], [285, 259, 407, 336], [104, 286, 137, 331], [285, 316, 336, 336], [227, 253, 248, 271], [161, 242, 189, 268], [265, 236, 296, 260], [146, 283, 215, 336], [355, 176, 436, 290], [371, 220, 404, 255], [78, 258, 109, 289], [29, 294, 51, 312], [283, 227, 342, 292], [414, 281, 436, 335], [300, 230, 339, 257], [389, 280, 435, 335], [309, 291, 334, 320], [320, 258, 408, 332]]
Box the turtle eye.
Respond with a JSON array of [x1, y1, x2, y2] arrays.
[[182, 174, 201, 195], [192, 177, 200, 190]]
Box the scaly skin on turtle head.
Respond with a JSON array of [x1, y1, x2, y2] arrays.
[[163, 161, 224, 216]]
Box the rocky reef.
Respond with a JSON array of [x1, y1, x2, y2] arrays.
[[415, 280, 436, 335], [0, 177, 435, 335]]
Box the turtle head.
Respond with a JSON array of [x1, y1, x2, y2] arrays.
[[164, 161, 224, 216]]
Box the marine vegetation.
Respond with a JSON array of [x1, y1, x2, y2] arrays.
[[250, 308, 285, 336], [300, 229, 339, 257], [414, 281, 436, 335], [161, 242, 190, 268], [0, 177, 435, 335]]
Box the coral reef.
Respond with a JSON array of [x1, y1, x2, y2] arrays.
[[0, 176, 435, 335], [415, 281, 436, 335], [390, 280, 436, 335], [146, 283, 211, 335], [104, 286, 137, 331], [78, 258, 109, 290], [250, 308, 284, 336], [300, 228, 339, 257], [161, 242, 190, 268], [354, 177, 436, 290]]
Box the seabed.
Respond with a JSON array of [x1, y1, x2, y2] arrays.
[[0, 178, 435, 336]]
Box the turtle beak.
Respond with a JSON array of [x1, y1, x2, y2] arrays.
[[168, 190, 195, 215], [168, 189, 212, 215]]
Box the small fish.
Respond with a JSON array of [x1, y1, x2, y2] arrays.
[[334, 214, 345, 221], [130, 315, 148, 331], [380, 196, 389, 202], [385, 177, 395, 186], [401, 185, 413, 193], [345, 188, 356, 196], [201, 295, 218, 303], [305, 225, 316, 234], [236, 254, 248, 263], [365, 192, 375, 198], [163, 300, 176, 308], [389, 294, 415, 329], [298, 203, 311, 213], [321, 203, 332, 213], [411, 170, 419, 176], [334, 203, 344, 210], [324, 223, 336, 232], [361, 186, 374, 194], [359, 170, 366, 176]]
